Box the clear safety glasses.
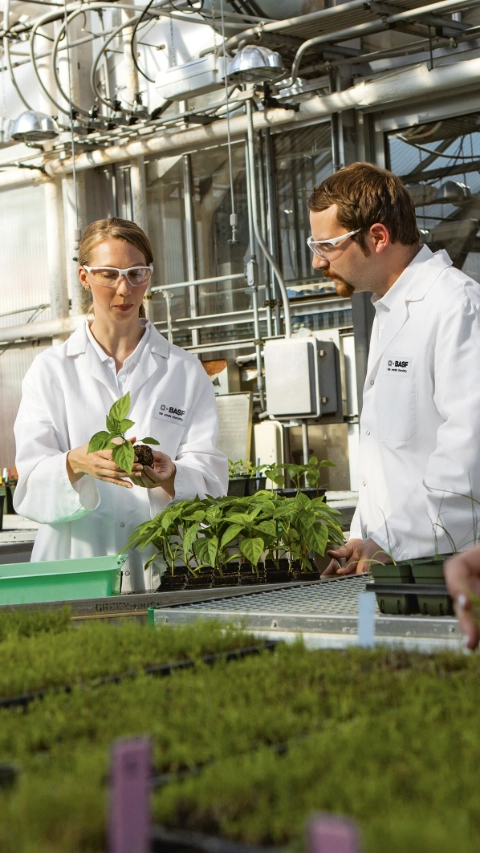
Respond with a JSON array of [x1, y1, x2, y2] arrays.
[[82, 265, 153, 288], [306, 229, 361, 259]]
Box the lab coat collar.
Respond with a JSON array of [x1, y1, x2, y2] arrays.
[[66, 319, 170, 359], [364, 245, 452, 386], [66, 320, 170, 394]]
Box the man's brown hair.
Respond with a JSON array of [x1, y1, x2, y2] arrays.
[[308, 162, 420, 247]]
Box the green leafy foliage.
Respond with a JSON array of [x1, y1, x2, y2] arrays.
[[127, 490, 345, 574], [87, 392, 160, 474], [263, 455, 335, 491], [2, 634, 480, 853]]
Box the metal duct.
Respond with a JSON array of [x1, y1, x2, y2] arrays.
[[42, 55, 480, 179]]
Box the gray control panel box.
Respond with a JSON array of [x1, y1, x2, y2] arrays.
[[155, 55, 225, 101], [264, 338, 339, 419]]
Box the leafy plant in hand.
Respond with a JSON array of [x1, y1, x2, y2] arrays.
[[87, 392, 159, 474]]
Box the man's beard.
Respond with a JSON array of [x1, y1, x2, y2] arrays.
[[323, 270, 355, 298]]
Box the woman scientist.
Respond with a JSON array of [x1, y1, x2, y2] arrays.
[[14, 218, 228, 591]]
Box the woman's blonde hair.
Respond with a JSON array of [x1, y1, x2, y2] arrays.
[[80, 218, 153, 319]]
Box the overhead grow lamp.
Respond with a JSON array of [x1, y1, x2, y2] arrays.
[[11, 111, 58, 142], [226, 45, 284, 83]]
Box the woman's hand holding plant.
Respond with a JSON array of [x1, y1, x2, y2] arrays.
[[66, 442, 143, 489]]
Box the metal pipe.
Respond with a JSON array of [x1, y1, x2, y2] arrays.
[[291, 0, 480, 82], [183, 153, 200, 349], [3, 0, 34, 109], [0, 314, 84, 344], [246, 100, 291, 339], [151, 272, 245, 293], [257, 131, 273, 338], [301, 420, 309, 486], [20, 53, 480, 184], [0, 303, 50, 320], [244, 132, 265, 409], [44, 178, 69, 321], [264, 128, 281, 337]]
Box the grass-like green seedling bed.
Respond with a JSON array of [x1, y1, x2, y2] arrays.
[[1, 610, 480, 853]]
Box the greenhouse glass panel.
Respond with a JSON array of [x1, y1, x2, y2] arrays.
[[387, 114, 480, 282], [273, 122, 333, 292]]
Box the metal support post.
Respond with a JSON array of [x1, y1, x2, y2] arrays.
[[131, 154, 153, 321], [264, 128, 281, 336], [351, 292, 375, 415], [44, 179, 69, 335], [257, 133, 273, 338], [247, 257, 265, 410], [62, 172, 90, 316], [183, 154, 200, 349], [246, 100, 291, 339], [301, 419, 310, 487]]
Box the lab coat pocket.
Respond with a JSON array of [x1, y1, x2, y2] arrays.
[[149, 417, 185, 460], [377, 376, 417, 443]]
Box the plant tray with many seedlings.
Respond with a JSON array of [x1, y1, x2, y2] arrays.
[[2, 611, 480, 853]]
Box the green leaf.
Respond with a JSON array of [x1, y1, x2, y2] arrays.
[[112, 441, 135, 474], [119, 419, 135, 432], [256, 520, 276, 539], [109, 392, 131, 423], [139, 437, 160, 446], [240, 537, 264, 566], [183, 523, 200, 562], [87, 431, 113, 454], [193, 536, 219, 568], [220, 524, 243, 549], [106, 416, 122, 435]]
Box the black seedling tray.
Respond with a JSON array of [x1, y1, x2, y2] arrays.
[[0, 641, 278, 711], [366, 582, 450, 596], [152, 824, 284, 853]]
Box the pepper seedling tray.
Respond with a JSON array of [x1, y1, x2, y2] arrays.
[[0, 554, 125, 606]]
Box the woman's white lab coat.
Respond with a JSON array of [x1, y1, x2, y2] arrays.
[[351, 245, 480, 560], [14, 320, 228, 591]]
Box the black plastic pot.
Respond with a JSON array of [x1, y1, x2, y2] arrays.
[[276, 487, 326, 500], [411, 557, 453, 616], [213, 563, 240, 587], [370, 561, 418, 615], [185, 569, 213, 590], [292, 570, 321, 582], [227, 476, 267, 497], [0, 494, 4, 532]]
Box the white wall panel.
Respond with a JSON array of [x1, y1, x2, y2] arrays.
[[0, 341, 50, 470], [0, 184, 51, 327]]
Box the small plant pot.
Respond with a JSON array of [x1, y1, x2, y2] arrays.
[[411, 557, 453, 616], [185, 568, 213, 590], [276, 487, 326, 500], [213, 563, 239, 587], [160, 574, 187, 591], [227, 476, 267, 497], [292, 570, 321, 582], [371, 561, 418, 615]]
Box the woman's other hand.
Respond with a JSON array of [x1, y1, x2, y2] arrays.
[[129, 448, 176, 498]]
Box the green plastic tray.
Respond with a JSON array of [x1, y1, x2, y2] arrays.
[[0, 555, 126, 606]]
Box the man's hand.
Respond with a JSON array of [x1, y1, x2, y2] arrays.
[[129, 445, 176, 499], [444, 547, 480, 650], [323, 538, 392, 576]]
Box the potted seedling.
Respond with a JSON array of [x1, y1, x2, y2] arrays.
[[370, 560, 419, 616], [263, 456, 333, 499], [410, 554, 453, 616], [87, 392, 159, 473], [227, 459, 267, 497]]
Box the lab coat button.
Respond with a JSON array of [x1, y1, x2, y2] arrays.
[[120, 522, 125, 528], [362, 481, 366, 487], [366, 431, 370, 436], [370, 380, 374, 385]]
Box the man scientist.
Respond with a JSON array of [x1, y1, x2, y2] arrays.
[[306, 162, 480, 575]]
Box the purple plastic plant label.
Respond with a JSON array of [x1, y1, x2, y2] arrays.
[[307, 814, 362, 853], [107, 737, 152, 853]]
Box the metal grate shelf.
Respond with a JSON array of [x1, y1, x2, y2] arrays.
[[150, 576, 463, 653]]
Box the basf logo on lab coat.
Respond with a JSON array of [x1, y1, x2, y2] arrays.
[[385, 356, 412, 377]]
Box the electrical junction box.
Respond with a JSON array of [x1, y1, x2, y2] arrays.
[[155, 55, 226, 101], [264, 337, 339, 419]]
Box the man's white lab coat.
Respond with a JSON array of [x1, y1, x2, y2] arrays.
[[14, 320, 228, 591], [350, 244, 480, 560]]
